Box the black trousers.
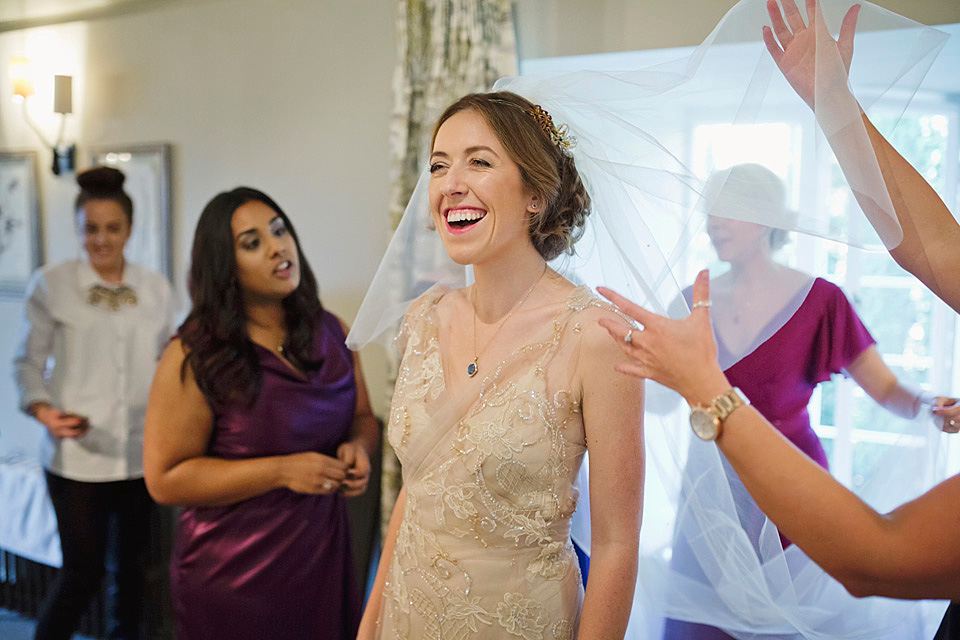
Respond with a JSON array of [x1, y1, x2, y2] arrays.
[[935, 603, 960, 640], [35, 472, 154, 640]]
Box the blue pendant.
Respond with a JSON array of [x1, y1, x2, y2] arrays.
[[467, 361, 478, 377]]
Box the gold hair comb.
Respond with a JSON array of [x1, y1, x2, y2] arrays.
[[528, 104, 577, 154]]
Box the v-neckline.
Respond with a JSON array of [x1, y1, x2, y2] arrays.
[[431, 285, 588, 397], [253, 341, 309, 381], [715, 278, 817, 369]]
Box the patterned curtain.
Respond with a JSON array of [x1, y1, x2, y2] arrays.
[[379, 0, 518, 533]]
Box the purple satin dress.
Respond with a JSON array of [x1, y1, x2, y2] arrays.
[[664, 278, 875, 640], [170, 311, 361, 640]]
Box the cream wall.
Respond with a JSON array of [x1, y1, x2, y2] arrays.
[[0, 0, 397, 456], [516, 0, 960, 59], [0, 0, 958, 458]]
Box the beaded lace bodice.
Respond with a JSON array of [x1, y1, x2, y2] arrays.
[[378, 285, 611, 640]]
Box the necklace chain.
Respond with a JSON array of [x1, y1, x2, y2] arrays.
[[468, 264, 547, 378]]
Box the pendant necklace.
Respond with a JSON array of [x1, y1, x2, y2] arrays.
[[467, 264, 547, 378]]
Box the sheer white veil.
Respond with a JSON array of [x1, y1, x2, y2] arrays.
[[347, 1, 952, 637]]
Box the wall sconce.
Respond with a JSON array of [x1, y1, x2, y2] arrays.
[[10, 56, 76, 176]]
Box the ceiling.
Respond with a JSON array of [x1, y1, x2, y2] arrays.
[[0, 0, 180, 33]]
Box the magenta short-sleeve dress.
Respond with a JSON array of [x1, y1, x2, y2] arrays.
[[722, 277, 875, 468], [170, 311, 362, 640], [664, 278, 875, 640]]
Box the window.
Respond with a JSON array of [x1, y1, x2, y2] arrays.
[[524, 23, 960, 494]]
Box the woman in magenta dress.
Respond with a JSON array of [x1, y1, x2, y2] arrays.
[[143, 187, 379, 640], [662, 164, 951, 640]]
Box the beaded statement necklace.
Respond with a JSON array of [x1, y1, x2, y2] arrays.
[[467, 264, 547, 378]]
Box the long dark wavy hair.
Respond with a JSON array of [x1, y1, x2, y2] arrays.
[[178, 187, 323, 409]]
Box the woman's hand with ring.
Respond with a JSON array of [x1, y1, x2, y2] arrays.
[[933, 397, 960, 433], [596, 269, 728, 405], [279, 452, 347, 495]]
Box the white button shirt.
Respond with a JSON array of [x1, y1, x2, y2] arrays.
[[14, 258, 175, 482]]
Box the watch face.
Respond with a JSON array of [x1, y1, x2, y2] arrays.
[[690, 408, 720, 441]]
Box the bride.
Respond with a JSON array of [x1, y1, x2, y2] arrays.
[[356, 91, 645, 639]]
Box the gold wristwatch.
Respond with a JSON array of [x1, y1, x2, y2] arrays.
[[689, 388, 748, 441]]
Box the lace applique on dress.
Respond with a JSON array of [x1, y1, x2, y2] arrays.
[[379, 286, 613, 639]]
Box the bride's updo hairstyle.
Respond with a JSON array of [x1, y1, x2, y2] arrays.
[[431, 91, 591, 261], [75, 166, 134, 224]]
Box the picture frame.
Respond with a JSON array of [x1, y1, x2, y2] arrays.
[[0, 150, 43, 297], [89, 143, 172, 280]]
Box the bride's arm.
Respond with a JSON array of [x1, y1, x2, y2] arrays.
[[577, 310, 645, 639], [357, 486, 406, 639]]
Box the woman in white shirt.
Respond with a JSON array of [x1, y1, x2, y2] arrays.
[[14, 166, 174, 640]]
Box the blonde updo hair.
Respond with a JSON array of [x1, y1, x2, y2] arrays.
[[703, 163, 796, 251], [431, 91, 590, 261]]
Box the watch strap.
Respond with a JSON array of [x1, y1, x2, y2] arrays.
[[711, 387, 746, 421]]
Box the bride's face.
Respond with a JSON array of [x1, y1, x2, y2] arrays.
[[428, 109, 537, 266]]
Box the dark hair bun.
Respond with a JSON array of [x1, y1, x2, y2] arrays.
[[77, 166, 126, 196]]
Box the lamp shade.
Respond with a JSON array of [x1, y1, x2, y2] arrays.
[[10, 56, 34, 98]]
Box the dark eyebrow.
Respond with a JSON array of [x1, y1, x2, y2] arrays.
[[429, 145, 497, 160], [235, 215, 283, 240], [465, 145, 496, 155]]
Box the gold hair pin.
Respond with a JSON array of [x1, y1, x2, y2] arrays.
[[528, 104, 577, 154], [489, 97, 577, 155]]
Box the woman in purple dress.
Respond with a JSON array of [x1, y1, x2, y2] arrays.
[[697, 164, 937, 460], [143, 187, 379, 640], [661, 164, 955, 639]]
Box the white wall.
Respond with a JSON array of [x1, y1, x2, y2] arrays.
[[515, 0, 960, 59]]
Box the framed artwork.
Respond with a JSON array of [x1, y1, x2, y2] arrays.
[[0, 150, 42, 297], [90, 143, 172, 280]]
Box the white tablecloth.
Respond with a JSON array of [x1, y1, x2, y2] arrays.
[[0, 457, 61, 567]]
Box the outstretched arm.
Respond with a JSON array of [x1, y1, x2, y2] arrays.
[[844, 346, 958, 428], [764, 0, 960, 312], [597, 272, 960, 600]]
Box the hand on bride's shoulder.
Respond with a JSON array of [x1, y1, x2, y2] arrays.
[[576, 304, 645, 395]]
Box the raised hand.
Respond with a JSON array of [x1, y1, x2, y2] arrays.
[[762, 0, 860, 109]]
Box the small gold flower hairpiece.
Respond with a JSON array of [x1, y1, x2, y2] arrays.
[[528, 104, 577, 155], [489, 98, 577, 156]]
